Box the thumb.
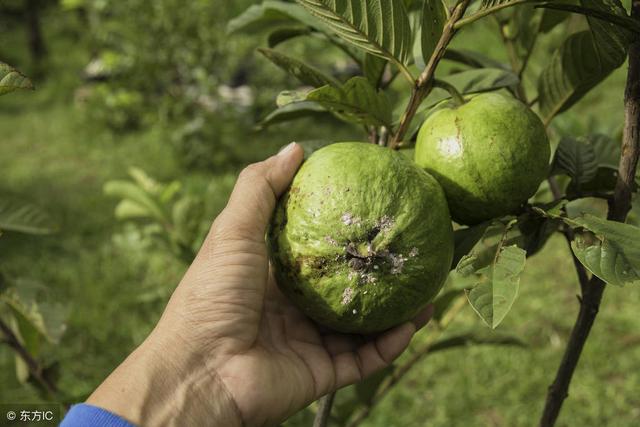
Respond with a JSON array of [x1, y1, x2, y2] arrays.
[[214, 142, 304, 240]]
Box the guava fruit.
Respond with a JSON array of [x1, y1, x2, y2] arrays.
[[268, 142, 454, 334], [414, 92, 550, 225]]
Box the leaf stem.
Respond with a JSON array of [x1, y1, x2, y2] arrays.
[[396, 61, 416, 85], [433, 79, 467, 106], [540, 2, 640, 423], [547, 177, 591, 293], [390, 0, 473, 148]]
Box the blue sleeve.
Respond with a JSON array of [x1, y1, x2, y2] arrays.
[[60, 404, 136, 427]]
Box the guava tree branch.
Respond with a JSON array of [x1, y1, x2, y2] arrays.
[[390, 0, 472, 148], [346, 297, 467, 427], [0, 316, 59, 398], [540, 3, 640, 424]]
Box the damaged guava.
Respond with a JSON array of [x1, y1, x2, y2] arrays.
[[268, 142, 454, 334]]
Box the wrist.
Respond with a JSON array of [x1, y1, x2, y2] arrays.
[[87, 331, 243, 427]]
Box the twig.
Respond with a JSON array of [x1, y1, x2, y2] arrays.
[[540, 3, 640, 424], [454, 0, 538, 29], [390, 0, 473, 148], [346, 297, 467, 427], [313, 392, 336, 427], [547, 177, 591, 293], [496, 18, 528, 102], [0, 317, 59, 397]]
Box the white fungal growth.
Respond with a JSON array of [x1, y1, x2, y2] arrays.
[[341, 287, 354, 305], [388, 252, 406, 275], [352, 309, 358, 315], [409, 247, 419, 257], [362, 273, 377, 284], [341, 212, 362, 226], [377, 215, 395, 232], [324, 236, 339, 246]]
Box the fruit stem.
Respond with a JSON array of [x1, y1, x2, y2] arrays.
[[433, 79, 466, 107], [390, 0, 472, 149]]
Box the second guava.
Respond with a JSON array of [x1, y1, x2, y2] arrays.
[[415, 92, 550, 225]]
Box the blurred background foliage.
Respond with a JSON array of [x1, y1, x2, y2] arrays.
[[0, 0, 638, 426]]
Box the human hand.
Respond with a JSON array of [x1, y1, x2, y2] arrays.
[[88, 143, 433, 426]]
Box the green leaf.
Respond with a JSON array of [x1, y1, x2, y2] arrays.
[[258, 101, 329, 128], [537, 0, 630, 124], [114, 200, 152, 220], [443, 49, 507, 70], [128, 167, 164, 195], [295, 0, 413, 66], [429, 329, 527, 353], [551, 136, 599, 185], [172, 196, 204, 247], [276, 89, 311, 107], [1, 279, 67, 344], [0, 62, 34, 96], [258, 48, 339, 87], [568, 215, 640, 286], [307, 76, 393, 127], [443, 68, 519, 94], [103, 181, 169, 224], [268, 27, 312, 47], [363, 54, 388, 87], [555, 134, 628, 197], [421, 0, 448, 64], [589, 133, 620, 169], [535, 2, 640, 33], [465, 245, 527, 329], [540, 0, 573, 33], [227, 1, 322, 34], [0, 197, 57, 235]]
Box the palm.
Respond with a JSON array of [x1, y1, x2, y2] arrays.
[[213, 246, 423, 426]]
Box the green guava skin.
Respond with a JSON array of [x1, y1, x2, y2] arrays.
[[268, 142, 454, 334], [414, 92, 550, 225]]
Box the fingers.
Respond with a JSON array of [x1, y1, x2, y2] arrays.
[[331, 305, 434, 389], [214, 142, 304, 241]]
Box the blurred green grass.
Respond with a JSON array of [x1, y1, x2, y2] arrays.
[[1, 5, 639, 427]]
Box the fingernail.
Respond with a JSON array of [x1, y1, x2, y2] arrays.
[[277, 142, 297, 157]]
